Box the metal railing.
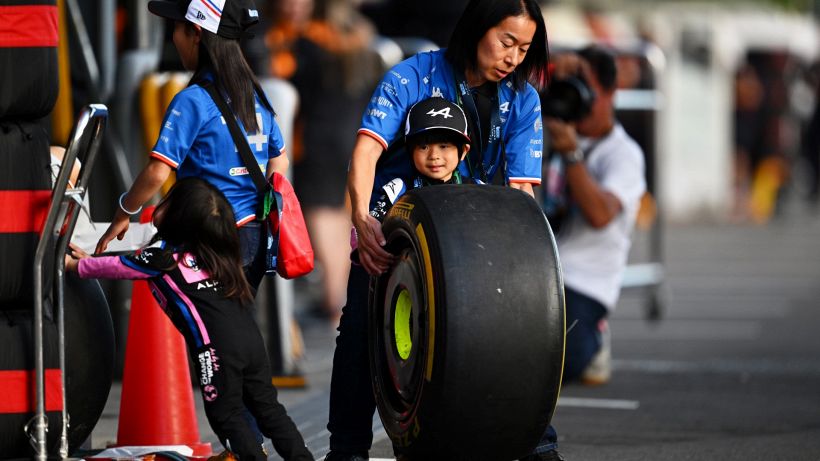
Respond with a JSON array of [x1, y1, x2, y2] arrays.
[[29, 104, 108, 460]]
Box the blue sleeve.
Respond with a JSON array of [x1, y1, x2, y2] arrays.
[[358, 55, 423, 149], [268, 115, 285, 159], [150, 89, 204, 169], [504, 84, 543, 185]]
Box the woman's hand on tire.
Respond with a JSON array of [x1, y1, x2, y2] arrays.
[[354, 213, 394, 275]]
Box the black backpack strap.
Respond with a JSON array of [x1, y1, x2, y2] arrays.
[[202, 81, 268, 193]]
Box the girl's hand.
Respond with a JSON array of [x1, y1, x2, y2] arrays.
[[96, 212, 130, 254], [64, 243, 89, 273]]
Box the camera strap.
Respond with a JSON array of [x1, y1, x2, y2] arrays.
[[452, 68, 506, 184]]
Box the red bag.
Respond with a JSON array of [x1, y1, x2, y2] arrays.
[[267, 172, 314, 279]]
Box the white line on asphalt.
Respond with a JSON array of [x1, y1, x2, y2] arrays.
[[558, 397, 640, 410], [612, 319, 760, 340], [613, 358, 820, 376]]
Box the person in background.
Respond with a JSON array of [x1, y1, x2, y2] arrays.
[[543, 45, 646, 386], [266, 0, 383, 322]]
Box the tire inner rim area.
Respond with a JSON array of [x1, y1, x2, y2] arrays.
[[394, 288, 413, 360]]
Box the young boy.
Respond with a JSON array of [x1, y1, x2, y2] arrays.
[[351, 97, 471, 261], [368, 97, 472, 220]]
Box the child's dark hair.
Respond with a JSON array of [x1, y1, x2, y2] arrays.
[[406, 130, 469, 154], [187, 23, 273, 133], [151, 177, 253, 304]]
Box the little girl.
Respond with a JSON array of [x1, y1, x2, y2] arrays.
[[67, 178, 313, 461]]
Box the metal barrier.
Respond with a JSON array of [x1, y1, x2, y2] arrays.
[[30, 104, 108, 460], [614, 43, 668, 320]]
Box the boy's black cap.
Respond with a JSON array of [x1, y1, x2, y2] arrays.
[[405, 97, 471, 144], [148, 0, 259, 39]]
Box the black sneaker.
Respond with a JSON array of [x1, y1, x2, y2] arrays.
[[520, 449, 566, 461], [323, 452, 369, 461]]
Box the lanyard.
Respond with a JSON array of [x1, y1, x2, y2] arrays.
[[452, 68, 506, 184]]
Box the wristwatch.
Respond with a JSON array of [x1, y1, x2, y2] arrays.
[[562, 148, 584, 165]]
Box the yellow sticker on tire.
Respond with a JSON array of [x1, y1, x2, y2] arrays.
[[415, 223, 435, 381]]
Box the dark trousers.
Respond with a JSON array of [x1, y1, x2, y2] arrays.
[[176, 297, 312, 460], [327, 264, 376, 453], [563, 286, 608, 381], [237, 221, 268, 446], [239, 221, 267, 292]]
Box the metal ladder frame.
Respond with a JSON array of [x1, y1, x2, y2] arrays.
[[29, 104, 108, 460]]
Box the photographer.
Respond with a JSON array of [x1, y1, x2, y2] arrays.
[[542, 46, 646, 384]]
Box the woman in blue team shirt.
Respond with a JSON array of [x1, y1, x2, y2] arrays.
[[327, 1, 562, 460], [96, 0, 284, 290]]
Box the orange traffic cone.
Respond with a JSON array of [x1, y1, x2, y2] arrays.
[[116, 206, 211, 456]]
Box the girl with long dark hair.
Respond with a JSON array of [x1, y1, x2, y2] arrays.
[[68, 178, 312, 460], [96, 0, 286, 290]]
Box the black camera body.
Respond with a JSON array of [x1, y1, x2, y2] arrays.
[[540, 75, 596, 122]]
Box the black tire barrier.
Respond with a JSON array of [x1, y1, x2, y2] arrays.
[[0, 2, 112, 456], [369, 185, 565, 461], [0, 124, 53, 307], [0, 0, 59, 120], [0, 274, 115, 458]]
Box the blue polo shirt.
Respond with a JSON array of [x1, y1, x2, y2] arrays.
[[359, 49, 543, 204], [151, 80, 285, 226]]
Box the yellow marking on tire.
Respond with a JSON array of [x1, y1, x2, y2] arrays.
[[415, 223, 435, 381]]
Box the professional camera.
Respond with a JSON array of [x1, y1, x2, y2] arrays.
[[540, 75, 596, 122]]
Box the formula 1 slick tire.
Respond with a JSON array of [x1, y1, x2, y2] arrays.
[[369, 184, 565, 461]]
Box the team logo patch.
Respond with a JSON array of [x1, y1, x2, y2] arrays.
[[203, 384, 218, 402], [183, 254, 200, 271], [426, 107, 453, 118], [198, 348, 221, 386]]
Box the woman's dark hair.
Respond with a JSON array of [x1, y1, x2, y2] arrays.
[[188, 23, 272, 133], [445, 0, 549, 91], [578, 45, 617, 92], [151, 177, 253, 305]]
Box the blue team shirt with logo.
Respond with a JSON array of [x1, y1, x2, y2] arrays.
[[359, 49, 543, 204], [151, 80, 285, 226]]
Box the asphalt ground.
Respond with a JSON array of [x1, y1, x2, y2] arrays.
[[86, 198, 820, 460]]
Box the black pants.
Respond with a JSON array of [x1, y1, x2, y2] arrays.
[[239, 221, 268, 291], [327, 265, 377, 453], [178, 299, 313, 460]]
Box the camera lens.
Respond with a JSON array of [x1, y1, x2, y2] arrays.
[[540, 76, 595, 122]]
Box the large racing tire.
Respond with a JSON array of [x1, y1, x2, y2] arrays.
[[369, 185, 565, 461]]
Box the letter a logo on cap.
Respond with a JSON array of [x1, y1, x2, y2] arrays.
[[427, 107, 453, 118]]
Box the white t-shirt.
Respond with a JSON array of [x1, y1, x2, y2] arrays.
[[557, 123, 646, 310]]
